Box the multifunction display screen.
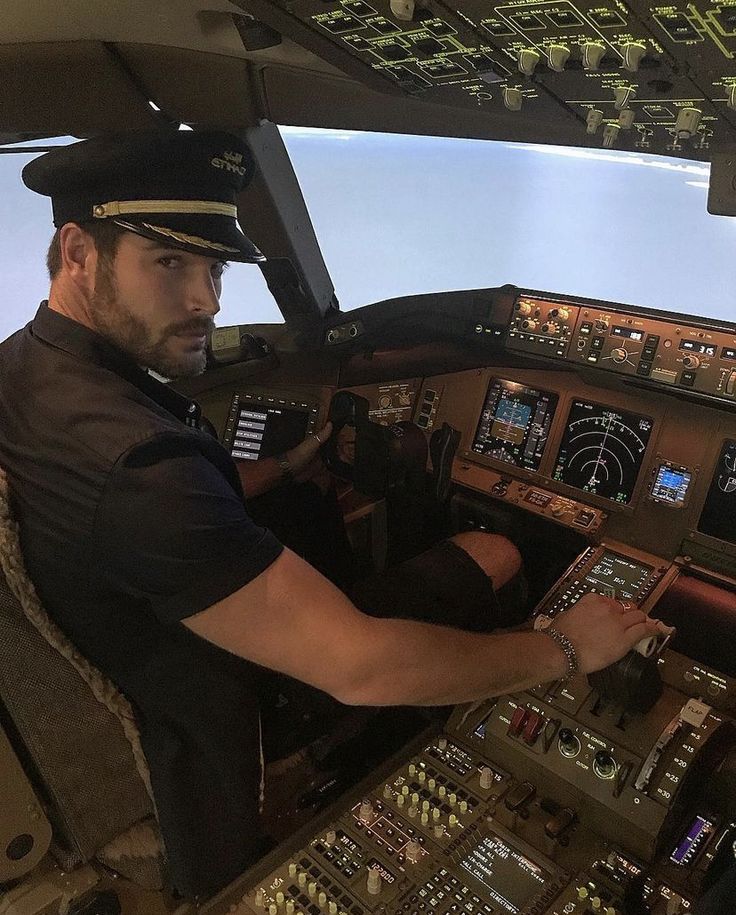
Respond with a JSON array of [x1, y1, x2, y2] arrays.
[[472, 379, 558, 471], [460, 834, 548, 913], [553, 400, 654, 504], [698, 439, 736, 544], [229, 402, 310, 461], [584, 550, 653, 601], [651, 463, 692, 506]]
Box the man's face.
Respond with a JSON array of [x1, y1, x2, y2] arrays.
[[91, 231, 227, 378]]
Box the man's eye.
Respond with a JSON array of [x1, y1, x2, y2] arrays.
[[158, 256, 182, 268]]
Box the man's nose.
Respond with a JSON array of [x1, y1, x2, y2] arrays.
[[189, 267, 221, 317]]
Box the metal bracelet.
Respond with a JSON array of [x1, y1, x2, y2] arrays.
[[541, 625, 579, 680]]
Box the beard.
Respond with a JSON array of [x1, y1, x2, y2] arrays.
[[91, 261, 214, 379]]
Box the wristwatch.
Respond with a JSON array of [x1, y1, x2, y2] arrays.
[[275, 453, 294, 482]]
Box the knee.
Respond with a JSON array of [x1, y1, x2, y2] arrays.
[[450, 531, 522, 589]]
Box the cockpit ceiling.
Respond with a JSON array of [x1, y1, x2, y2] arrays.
[[2, 0, 736, 159]]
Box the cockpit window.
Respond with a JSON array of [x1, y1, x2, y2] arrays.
[[0, 137, 283, 342], [281, 127, 736, 322]]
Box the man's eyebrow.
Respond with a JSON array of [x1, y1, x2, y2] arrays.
[[140, 239, 183, 252]]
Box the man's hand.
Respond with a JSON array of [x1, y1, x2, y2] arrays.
[[285, 421, 332, 482], [553, 593, 663, 674]]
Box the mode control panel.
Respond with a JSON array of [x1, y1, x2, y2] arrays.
[[505, 292, 736, 403]]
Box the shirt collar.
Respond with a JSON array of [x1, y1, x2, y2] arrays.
[[31, 301, 201, 426]]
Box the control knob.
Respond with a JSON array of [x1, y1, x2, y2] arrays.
[[582, 42, 606, 71], [594, 318, 609, 331], [503, 87, 523, 111], [405, 840, 422, 863], [557, 306, 570, 320], [358, 799, 373, 822], [541, 321, 559, 334], [682, 354, 700, 369], [518, 48, 541, 76], [611, 347, 628, 363], [620, 41, 647, 72], [479, 766, 494, 789], [613, 85, 636, 110], [586, 109, 604, 135], [366, 866, 382, 895], [675, 107, 702, 139], [520, 318, 539, 331], [517, 301, 532, 316], [547, 44, 571, 72], [602, 123, 620, 148]]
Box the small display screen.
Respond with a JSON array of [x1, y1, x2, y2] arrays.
[[472, 378, 558, 471], [679, 339, 717, 357], [584, 550, 653, 600], [553, 400, 654, 504], [670, 815, 716, 866], [460, 834, 548, 913], [651, 463, 692, 506], [229, 402, 310, 461], [698, 440, 736, 544], [722, 346, 736, 361], [612, 325, 644, 341]]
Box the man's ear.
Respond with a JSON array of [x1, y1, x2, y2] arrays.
[[57, 223, 97, 294]]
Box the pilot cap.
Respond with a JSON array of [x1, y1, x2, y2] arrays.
[[21, 129, 265, 263]]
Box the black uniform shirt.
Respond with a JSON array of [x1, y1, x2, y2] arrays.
[[0, 302, 284, 898]]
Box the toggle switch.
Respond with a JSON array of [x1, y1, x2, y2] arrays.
[[621, 42, 647, 72], [603, 123, 620, 147], [547, 44, 571, 72], [582, 42, 607, 70], [586, 109, 604, 135], [619, 109, 636, 129], [518, 48, 541, 76], [675, 107, 702, 138], [613, 85, 636, 110], [507, 705, 529, 738], [503, 87, 523, 111]]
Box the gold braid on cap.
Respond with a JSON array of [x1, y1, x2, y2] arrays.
[[140, 223, 240, 254], [91, 199, 238, 218]]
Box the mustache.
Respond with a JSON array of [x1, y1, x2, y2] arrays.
[[168, 318, 215, 336]]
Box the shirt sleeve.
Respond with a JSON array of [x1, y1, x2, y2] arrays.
[[92, 434, 284, 624]]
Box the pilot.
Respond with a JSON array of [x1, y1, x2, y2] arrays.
[[0, 130, 662, 899]]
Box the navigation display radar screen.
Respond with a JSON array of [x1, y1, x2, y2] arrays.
[[584, 550, 653, 601], [472, 378, 558, 471], [460, 834, 549, 913], [553, 400, 654, 504], [650, 463, 692, 506], [229, 401, 310, 461], [698, 439, 736, 543]]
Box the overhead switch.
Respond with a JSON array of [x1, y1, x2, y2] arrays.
[[728, 84, 736, 110], [675, 107, 702, 138], [602, 123, 620, 147], [586, 109, 604, 134], [619, 109, 636, 129], [503, 87, 523, 110], [518, 48, 541, 76], [390, 0, 415, 21], [582, 42, 607, 70], [613, 85, 636, 109], [621, 42, 647, 72], [548, 44, 571, 72]]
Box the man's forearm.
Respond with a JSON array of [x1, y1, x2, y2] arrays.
[[340, 617, 568, 706]]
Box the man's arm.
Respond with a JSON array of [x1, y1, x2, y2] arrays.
[[236, 422, 332, 498], [184, 546, 662, 706]]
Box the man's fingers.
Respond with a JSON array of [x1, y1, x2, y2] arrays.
[[624, 620, 661, 647], [620, 608, 648, 629]]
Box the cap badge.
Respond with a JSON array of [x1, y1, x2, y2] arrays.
[[211, 150, 247, 176]]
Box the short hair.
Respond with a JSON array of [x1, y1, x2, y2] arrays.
[[47, 220, 126, 280]]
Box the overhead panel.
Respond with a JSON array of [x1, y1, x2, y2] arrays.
[[246, 0, 736, 157]]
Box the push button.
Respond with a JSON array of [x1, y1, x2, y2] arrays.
[[680, 371, 696, 386]]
